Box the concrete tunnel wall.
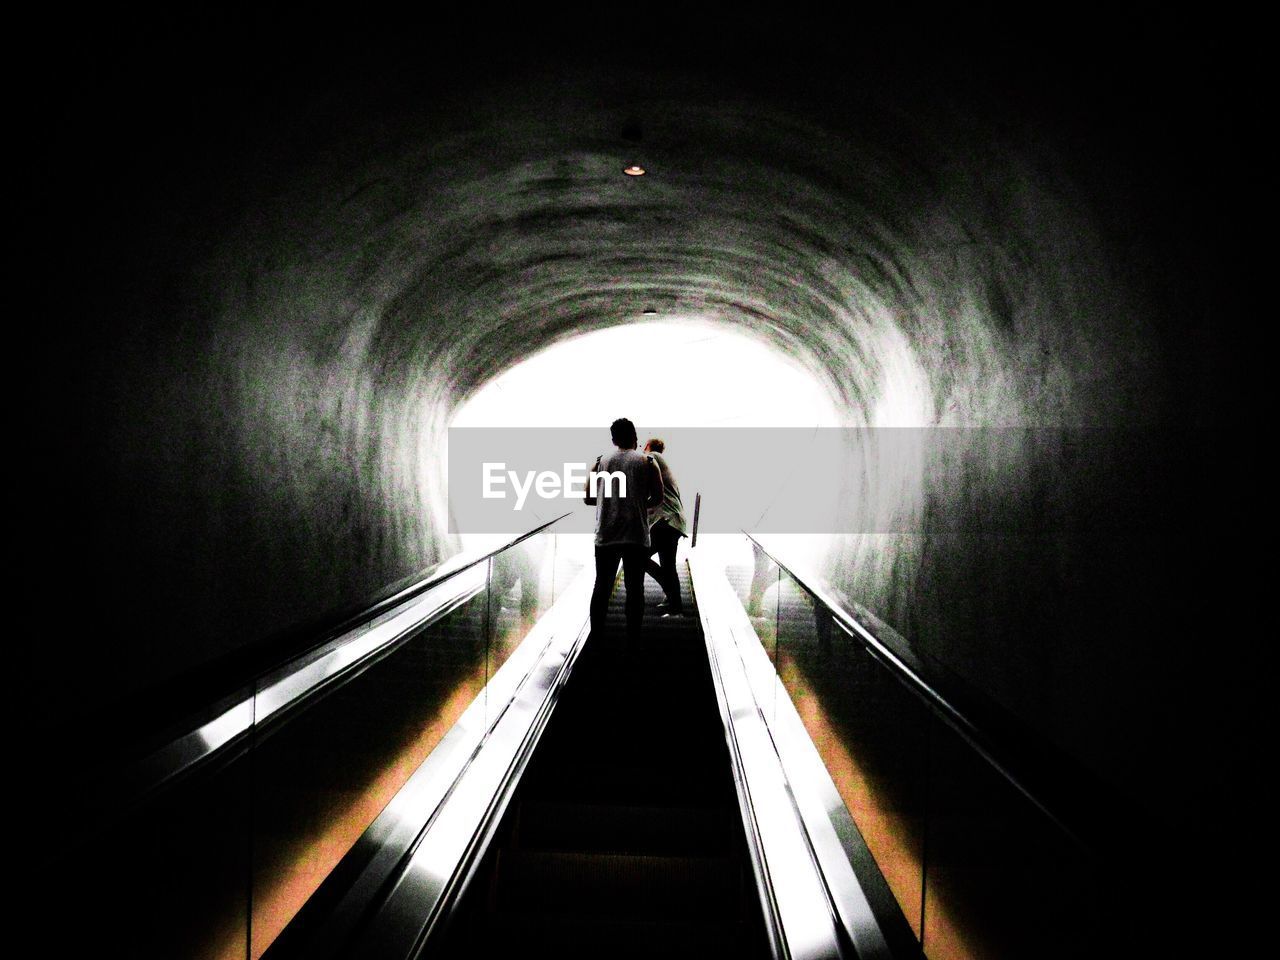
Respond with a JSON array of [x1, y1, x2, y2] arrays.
[[30, 20, 1244, 843]]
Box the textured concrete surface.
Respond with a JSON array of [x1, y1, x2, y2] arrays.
[[27, 16, 1247, 850]]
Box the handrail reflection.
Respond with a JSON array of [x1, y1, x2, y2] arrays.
[[127, 514, 571, 801], [742, 531, 1085, 850]]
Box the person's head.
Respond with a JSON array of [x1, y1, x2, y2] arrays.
[[644, 437, 665, 454], [610, 417, 638, 450]]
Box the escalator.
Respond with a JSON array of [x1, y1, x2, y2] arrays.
[[66, 519, 892, 960], [432, 565, 771, 958]]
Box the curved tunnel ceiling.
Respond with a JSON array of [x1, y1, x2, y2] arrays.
[[189, 55, 1158, 432], [32, 19, 1245, 830], [83, 42, 1182, 571]]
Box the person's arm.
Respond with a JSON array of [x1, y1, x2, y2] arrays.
[[645, 456, 664, 509], [586, 455, 599, 506]]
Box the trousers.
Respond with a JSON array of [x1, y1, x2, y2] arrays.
[[645, 519, 684, 610], [591, 543, 648, 641]]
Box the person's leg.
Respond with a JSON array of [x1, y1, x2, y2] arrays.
[[644, 545, 663, 588], [747, 541, 772, 616], [621, 545, 647, 642], [590, 545, 622, 634], [644, 521, 666, 590], [645, 520, 679, 604], [512, 544, 538, 622], [657, 527, 683, 611]]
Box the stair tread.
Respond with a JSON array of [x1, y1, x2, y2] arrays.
[[497, 849, 742, 919], [477, 914, 756, 959], [517, 800, 733, 855], [431, 560, 767, 956]]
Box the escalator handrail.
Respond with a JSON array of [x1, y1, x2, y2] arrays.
[[742, 531, 1090, 850], [689, 553, 848, 960], [266, 566, 597, 960], [127, 514, 571, 801]]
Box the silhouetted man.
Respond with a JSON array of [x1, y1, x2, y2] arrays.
[[643, 437, 688, 615], [585, 417, 663, 643]]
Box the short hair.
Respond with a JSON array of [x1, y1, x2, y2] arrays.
[[645, 437, 665, 453], [610, 417, 638, 448]]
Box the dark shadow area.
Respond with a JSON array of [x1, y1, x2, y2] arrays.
[[433, 566, 771, 959], [19, 13, 1255, 957]]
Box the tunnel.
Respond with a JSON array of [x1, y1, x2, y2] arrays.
[[25, 13, 1250, 960]]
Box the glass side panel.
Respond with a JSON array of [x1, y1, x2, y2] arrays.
[[487, 529, 556, 694], [546, 532, 592, 605], [921, 717, 1105, 960], [86, 748, 252, 960], [774, 567, 929, 940], [247, 581, 489, 957], [78, 525, 574, 960], [724, 538, 781, 687]]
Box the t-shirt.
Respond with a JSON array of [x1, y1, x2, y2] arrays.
[[592, 447, 661, 547], [647, 450, 688, 536]]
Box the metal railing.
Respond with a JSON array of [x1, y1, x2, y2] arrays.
[[743, 531, 1096, 848], [124, 515, 570, 803], [688, 548, 920, 960], [736, 531, 1125, 958]]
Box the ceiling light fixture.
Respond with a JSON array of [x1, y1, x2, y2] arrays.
[[623, 164, 646, 176]]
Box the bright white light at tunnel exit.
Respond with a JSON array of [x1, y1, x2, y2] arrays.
[[448, 318, 843, 568], [450, 318, 841, 429]]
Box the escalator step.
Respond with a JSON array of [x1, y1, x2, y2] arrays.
[[423, 563, 774, 959], [521, 758, 731, 807], [517, 801, 733, 856], [530, 724, 724, 759], [477, 915, 754, 959], [496, 850, 741, 921]]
